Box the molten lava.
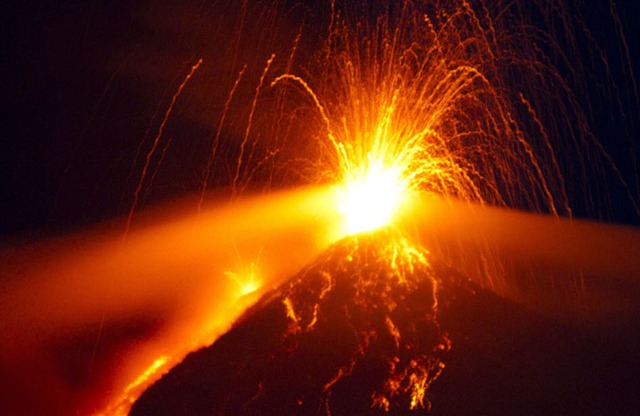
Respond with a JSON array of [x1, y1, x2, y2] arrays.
[[337, 160, 409, 234], [115, 0, 607, 412], [3, 0, 636, 415]]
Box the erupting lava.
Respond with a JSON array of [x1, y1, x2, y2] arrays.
[[337, 161, 409, 234], [261, 0, 585, 306], [123, 0, 581, 412], [3, 0, 637, 415], [116, 0, 635, 413]]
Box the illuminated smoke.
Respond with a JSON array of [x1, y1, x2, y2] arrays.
[[2, 0, 638, 414], [0, 188, 343, 415]]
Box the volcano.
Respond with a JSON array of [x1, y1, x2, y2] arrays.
[[130, 231, 640, 415]]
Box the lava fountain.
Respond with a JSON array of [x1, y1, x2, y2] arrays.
[[1, 0, 639, 414], [125, 0, 637, 413], [266, 0, 578, 296]]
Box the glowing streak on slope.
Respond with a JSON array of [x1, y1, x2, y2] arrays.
[[104, 356, 172, 416]]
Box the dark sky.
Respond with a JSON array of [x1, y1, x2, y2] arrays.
[[1, 0, 250, 237], [2, 0, 639, 238]]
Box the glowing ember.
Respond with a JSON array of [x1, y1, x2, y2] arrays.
[[225, 262, 262, 297]]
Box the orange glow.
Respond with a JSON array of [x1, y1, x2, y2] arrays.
[[101, 356, 171, 416], [267, 0, 573, 248], [225, 262, 262, 297], [337, 160, 409, 234], [4, 0, 636, 414], [197, 0, 583, 410], [0, 187, 345, 416], [403, 193, 640, 319]]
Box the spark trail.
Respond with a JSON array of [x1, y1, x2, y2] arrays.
[[2, 0, 638, 414], [200, 0, 638, 410], [117, 0, 637, 412], [262, 0, 579, 305], [127, 58, 203, 234]]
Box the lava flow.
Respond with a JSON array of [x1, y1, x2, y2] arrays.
[[2, 0, 639, 415], [130, 231, 449, 415]]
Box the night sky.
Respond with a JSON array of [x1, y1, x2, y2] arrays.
[[1, 0, 639, 236]]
